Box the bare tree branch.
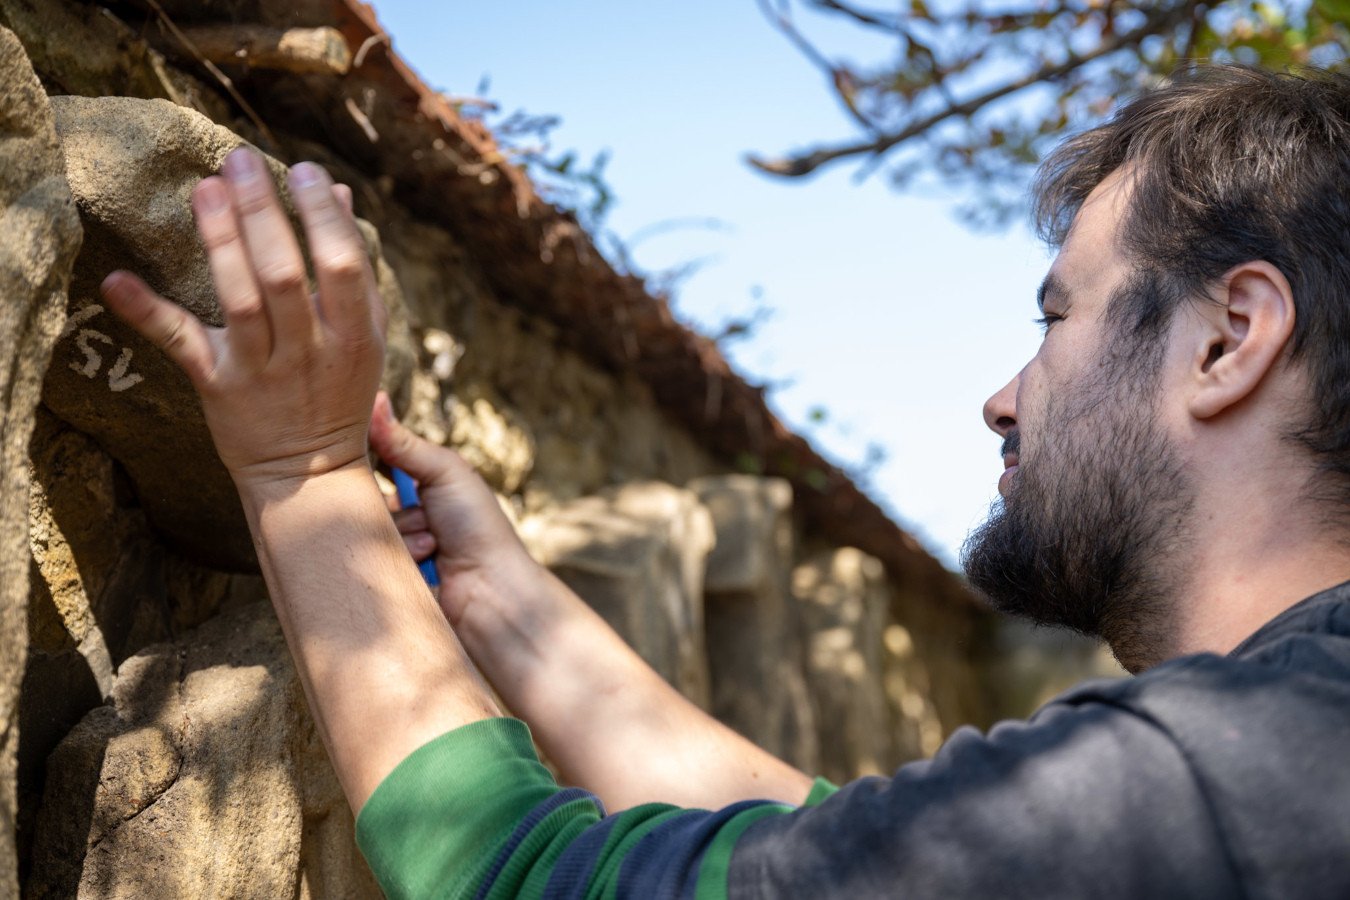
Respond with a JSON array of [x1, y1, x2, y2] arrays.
[[805, 0, 908, 33], [756, 0, 881, 132], [748, 1, 1197, 179]]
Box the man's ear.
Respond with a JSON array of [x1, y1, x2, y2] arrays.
[[1187, 261, 1296, 420]]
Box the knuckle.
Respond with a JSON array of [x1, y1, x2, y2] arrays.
[[227, 298, 266, 323], [319, 250, 367, 282], [232, 184, 276, 216], [200, 224, 240, 252], [160, 317, 186, 351], [257, 263, 307, 296]]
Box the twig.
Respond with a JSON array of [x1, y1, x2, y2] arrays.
[[756, 0, 880, 132], [143, 0, 277, 148], [806, 0, 906, 33], [353, 32, 391, 68]]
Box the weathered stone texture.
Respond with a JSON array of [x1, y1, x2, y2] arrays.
[[19, 409, 271, 886], [691, 476, 819, 772], [40, 94, 412, 571], [378, 214, 720, 506], [26, 604, 379, 900], [0, 0, 230, 118], [0, 25, 82, 900], [521, 482, 715, 706], [794, 548, 896, 784]]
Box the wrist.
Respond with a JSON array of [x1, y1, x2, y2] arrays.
[[232, 456, 374, 508]]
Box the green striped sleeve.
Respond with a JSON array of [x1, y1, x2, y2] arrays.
[[355, 717, 839, 900], [355, 717, 562, 899], [691, 777, 839, 899]]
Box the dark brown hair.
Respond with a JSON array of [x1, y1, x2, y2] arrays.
[[1032, 65, 1350, 500]]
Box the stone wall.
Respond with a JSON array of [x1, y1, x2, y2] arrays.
[[0, 2, 1118, 896]]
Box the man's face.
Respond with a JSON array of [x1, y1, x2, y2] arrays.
[[961, 170, 1194, 672]]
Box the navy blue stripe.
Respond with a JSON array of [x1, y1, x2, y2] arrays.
[[542, 800, 781, 899], [539, 808, 630, 900], [616, 800, 777, 899], [474, 787, 600, 900]]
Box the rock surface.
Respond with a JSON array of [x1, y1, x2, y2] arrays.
[[26, 603, 379, 899], [521, 481, 715, 706], [691, 476, 819, 771], [795, 548, 902, 783], [42, 94, 411, 571], [0, 26, 82, 899]]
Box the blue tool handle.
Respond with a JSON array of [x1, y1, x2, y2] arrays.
[[391, 466, 440, 588]]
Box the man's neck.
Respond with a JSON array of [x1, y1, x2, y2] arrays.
[[1163, 501, 1350, 664]]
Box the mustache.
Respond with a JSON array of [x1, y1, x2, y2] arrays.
[[1000, 429, 1020, 460]]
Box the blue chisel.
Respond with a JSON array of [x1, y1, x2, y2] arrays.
[[391, 466, 440, 588]]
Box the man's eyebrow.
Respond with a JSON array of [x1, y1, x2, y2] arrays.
[[1037, 274, 1069, 312]]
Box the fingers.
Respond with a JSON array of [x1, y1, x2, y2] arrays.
[[192, 177, 270, 369], [221, 148, 318, 359], [403, 530, 436, 562], [288, 162, 375, 341], [326, 180, 387, 342], [369, 391, 468, 488], [333, 183, 354, 215], [101, 271, 214, 385], [392, 506, 430, 533]]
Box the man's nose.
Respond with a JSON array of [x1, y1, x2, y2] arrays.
[[982, 372, 1019, 438]]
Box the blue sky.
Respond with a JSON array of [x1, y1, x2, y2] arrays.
[[370, 1, 1053, 566]]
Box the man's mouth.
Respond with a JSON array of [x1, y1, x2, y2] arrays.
[[998, 453, 1020, 495], [998, 431, 1020, 496]]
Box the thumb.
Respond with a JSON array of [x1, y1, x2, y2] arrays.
[[369, 391, 464, 488]]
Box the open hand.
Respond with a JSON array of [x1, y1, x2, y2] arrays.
[[101, 147, 385, 491]]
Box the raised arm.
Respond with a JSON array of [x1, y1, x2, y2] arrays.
[[370, 403, 814, 811], [102, 148, 499, 811]]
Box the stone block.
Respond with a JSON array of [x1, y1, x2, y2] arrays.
[[0, 26, 82, 898], [689, 476, 818, 771], [794, 547, 897, 783], [692, 475, 793, 594], [520, 481, 714, 707], [26, 603, 379, 899]]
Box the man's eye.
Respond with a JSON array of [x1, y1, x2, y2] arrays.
[[1033, 313, 1064, 335]]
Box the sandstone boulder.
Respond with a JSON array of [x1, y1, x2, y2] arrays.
[[0, 26, 83, 898], [689, 475, 818, 771], [42, 94, 412, 571], [26, 603, 379, 899], [520, 481, 714, 707]]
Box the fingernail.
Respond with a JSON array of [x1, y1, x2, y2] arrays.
[[290, 162, 322, 189], [413, 534, 434, 553], [100, 272, 129, 301], [196, 181, 228, 214], [223, 148, 260, 182]]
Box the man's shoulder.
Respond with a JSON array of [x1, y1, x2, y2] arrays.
[[728, 596, 1350, 898], [1031, 587, 1350, 895]]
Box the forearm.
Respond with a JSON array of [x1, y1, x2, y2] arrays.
[[239, 463, 500, 811], [451, 561, 812, 811]]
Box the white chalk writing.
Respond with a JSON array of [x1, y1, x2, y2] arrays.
[[63, 303, 144, 392], [107, 348, 144, 392], [70, 329, 112, 378]]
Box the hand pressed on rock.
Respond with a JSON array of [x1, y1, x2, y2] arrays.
[[101, 147, 385, 491]]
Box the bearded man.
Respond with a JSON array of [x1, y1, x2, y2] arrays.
[[104, 65, 1350, 898]]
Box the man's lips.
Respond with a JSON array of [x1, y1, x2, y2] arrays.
[[998, 454, 1020, 495]]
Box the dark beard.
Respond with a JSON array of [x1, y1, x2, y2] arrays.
[[960, 376, 1193, 673]]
